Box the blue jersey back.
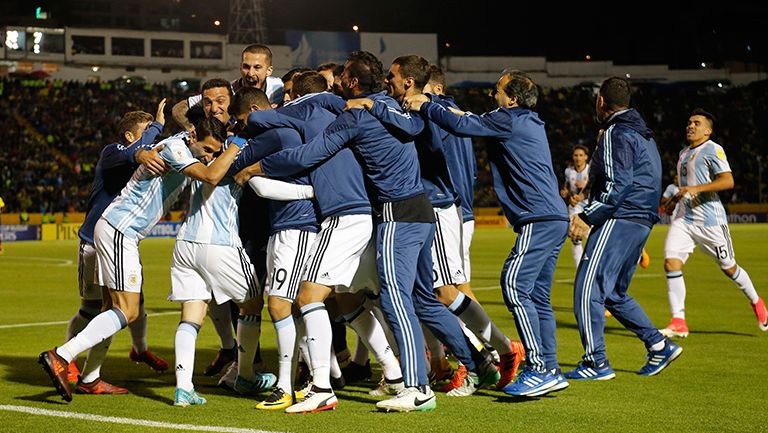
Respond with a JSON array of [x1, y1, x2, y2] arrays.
[[432, 95, 476, 220], [423, 103, 567, 230], [248, 93, 371, 219], [261, 91, 425, 205], [231, 127, 317, 234]]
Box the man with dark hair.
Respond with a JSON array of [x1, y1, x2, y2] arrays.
[[317, 62, 344, 94], [660, 108, 767, 337], [63, 101, 169, 395], [238, 71, 407, 411], [291, 71, 331, 100], [348, 55, 523, 396], [245, 51, 443, 413], [565, 76, 682, 381], [280, 68, 313, 104], [39, 116, 244, 403], [405, 69, 570, 397], [172, 44, 284, 130]]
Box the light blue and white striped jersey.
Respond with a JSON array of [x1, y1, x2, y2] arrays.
[[564, 163, 590, 210], [673, 139, 731, 226], [102, 132, 198, 239], [176, 140, 243, 247]]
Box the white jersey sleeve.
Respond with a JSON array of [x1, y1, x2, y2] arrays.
[[662, 183, 679, 199], [160, 140, 199, 172]]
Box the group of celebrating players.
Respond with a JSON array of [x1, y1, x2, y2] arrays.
[[37, 43, 768, 414]]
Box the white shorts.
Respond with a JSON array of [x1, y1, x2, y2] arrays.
[[265, 229, 316, 301], [664, 218, 736, 269], [348, 237, 380, 295], [461, 219, 475, 281], [78, 241, 104, 300], [432, 205, 468, 288], [94, 219, 143, 293], [169, 240, 260, 304], [302, 214, 373, 291]]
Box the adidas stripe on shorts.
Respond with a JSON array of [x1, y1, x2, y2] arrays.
[[432, 204, 468, 288], [664, 218, 736, 269], [94, 218, 143, 293], [265, 229, 316, 301]]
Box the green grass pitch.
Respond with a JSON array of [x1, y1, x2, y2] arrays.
[[0, 224, 766, 432]]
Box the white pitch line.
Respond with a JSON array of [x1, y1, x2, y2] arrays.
[[0, 256, 74, 266], [0, 405, 286, 433], [0, 311, 179, 330]]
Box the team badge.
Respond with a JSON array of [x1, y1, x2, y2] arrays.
[[716, 148, 726, 160], [128, 271, 139, 287]]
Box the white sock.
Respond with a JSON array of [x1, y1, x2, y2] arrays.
[[347, 307, 401, 381], [731, 266, 760, 304], [273, 315, 296, 393], [650, 340, 666, 351], [572, 241, 583, 267], [66, 305, 99, 341], [208, 302, 236, 350], [236, 314, 261, 381], [175, 321, 200, 392], [296, 317, 312, 371], [57, 308, 127, 363], [370, 302, 399, 357], [80, 337, 112, 383], [330, 349, 342, 380], [449, 292, 511, 355], [666, 271, 686, 319], [352, 334, 369, 365], [128, 304, 148, 353], [301, 302, 333, 389]]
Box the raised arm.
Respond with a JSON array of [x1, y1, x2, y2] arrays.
[[419, 102, 508, 138]]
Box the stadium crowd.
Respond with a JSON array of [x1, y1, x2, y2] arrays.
[[2, 77, 767, 213]]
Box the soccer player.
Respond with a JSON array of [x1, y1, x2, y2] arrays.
[[64, 102, 170, 394], [405, 70, 569, 397], [248, 51, 478, 413], [561, 145, 591, 267], [172, 44, 284, 130], [348, 56, 522, 395], [237, 72, 405, 412], [565, 77, 682, 381], [660, 108, 767, 337], [317, 62, 344, 95], [38, 116, 243, 403]]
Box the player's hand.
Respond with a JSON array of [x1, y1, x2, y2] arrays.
[[155, 98, 167, 126], [569, 213, 591, 242], [675, 185, 698, 200], [136, 147, 168, 176], [344, 98, 374, 111], [560, 186, 569, 199], [234, 162, 264, 186], [403, 94, 430, 112]]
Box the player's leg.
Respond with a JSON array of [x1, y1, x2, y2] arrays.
[[174, 300, 208, 407], [375, 221, 437, 412], [127, 291, 169, 371], [337, 292, 404, 396], [603, 221, 681, 376], [502, 221, 564, 396], [566, 220, 619, 381], [203, 301, 237, 376], [529, 223, 568, 391], [66, 241, 102, 381], [661, 219, 695, 337], [698, 224, 767, 331]]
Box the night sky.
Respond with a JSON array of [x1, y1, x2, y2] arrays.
[[4, 0, 768, 68]]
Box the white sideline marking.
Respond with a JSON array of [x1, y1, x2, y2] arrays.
[[472, 273, 661, 291], [0, 256, 74, 266], [0, 311, 178, 330], [0, 405, 285, 433]]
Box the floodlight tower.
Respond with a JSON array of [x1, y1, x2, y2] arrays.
[[229, 0, 267, 44]]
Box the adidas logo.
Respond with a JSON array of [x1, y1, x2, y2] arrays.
[[238, 344, 246, 353], [176, 364, 185, 371], [321, 272, 330, 279]]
